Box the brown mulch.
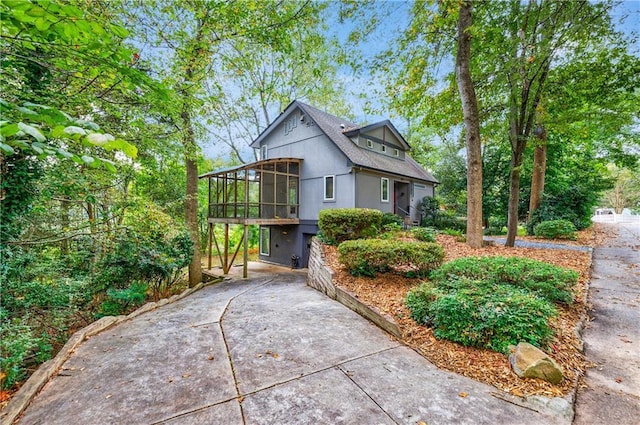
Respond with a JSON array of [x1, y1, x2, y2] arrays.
[[323, 225, 616, 398]]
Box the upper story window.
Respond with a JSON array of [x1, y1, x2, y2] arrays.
[[381, 145, 387, 153], [324, 175, 335, 201], [394, 149, 399, 157], [261, 145, 268, 160], [366, 139, 373, 149], [381, 177, 389, 202]]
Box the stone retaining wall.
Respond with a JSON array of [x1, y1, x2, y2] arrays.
[[307, 238, 402, 339]]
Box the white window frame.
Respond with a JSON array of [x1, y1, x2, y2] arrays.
[[259, 227, 270, 256], [381, 145, 387, 153], [381, 177, 389, 203], [366, 139, 373, 149], [324, 175, 335, 201], [394, 148, 399, 157], [261, 145, 268, 160]]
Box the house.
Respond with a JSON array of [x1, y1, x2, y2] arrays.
[[200, 101, 438, 275]]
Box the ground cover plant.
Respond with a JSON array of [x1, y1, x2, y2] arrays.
[[406, 256, 578, 353], [534, 219, 578, 240]]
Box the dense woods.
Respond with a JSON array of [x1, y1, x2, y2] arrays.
[[1, 0, 638, 395]]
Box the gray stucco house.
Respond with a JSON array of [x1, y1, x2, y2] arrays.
[[200, 100, 438, 273]]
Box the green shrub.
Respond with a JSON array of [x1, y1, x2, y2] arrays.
[[412, 227, 436, 242], [0, 318, 41, 390], [430, 256, 577, 304], [318, 208, 383, 245], [483, 226, 505, 236], [99, 281, 148, 316], [381, 212, 403, 227], [338, 239, 444, 277], [407, 279, 557, 353], [406, 255, 579, 354], [533, 219, 577, 240]]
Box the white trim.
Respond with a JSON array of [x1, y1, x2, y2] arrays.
[[259, 227, 270, 256], [261, 145, 268, 160], [324, 175, 335, 201], [381, 145, 387, 153], [366, 139, 373, 149], [394, 148, 399, 157], [381, 177, 389, 202]]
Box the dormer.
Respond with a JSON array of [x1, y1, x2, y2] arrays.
[[342, 120, 410, 160]]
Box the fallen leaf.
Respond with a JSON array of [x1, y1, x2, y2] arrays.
[[0, 390, 11, 402], [105, 394, 112, 399], [615, 377, 623, 383], [208, 355, 215, 361], [512, 389, 524, 398], [417, 421, 428, 425], [459, 392, 468, 398], [272, 353, 279, 359], [182, 373, 191, 378], [238, 396, 245, 403]]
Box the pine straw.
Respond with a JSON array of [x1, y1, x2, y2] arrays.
[[322, 225, 616, 398]]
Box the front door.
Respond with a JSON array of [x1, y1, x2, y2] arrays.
[[394, 182, 410, 216]]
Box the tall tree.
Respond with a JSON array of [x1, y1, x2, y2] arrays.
[[124, 0, 320, 286], [455, 1, 483, 248]]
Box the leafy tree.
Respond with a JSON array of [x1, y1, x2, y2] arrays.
[[601, 163, 640, 213], [123, 0, 324, 286]]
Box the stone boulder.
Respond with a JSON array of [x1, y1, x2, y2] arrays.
[[509, 342, 564, 384]]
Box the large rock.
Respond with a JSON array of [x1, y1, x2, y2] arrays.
[[509, 342, 564, 384]]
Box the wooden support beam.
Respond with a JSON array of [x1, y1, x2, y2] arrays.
[[211, 226, 224, 268], [223, 223, 229, 274], [207, 222, 213, 270], [243, 224, 248, 278]]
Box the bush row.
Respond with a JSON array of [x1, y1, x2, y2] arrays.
[[318, 208, 383, 245], [406, 256, 578, 353], [338, 239, 444, 278]]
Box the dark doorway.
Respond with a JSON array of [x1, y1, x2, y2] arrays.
[[301, 233, 315, 268], [394, 182, 410, 216]]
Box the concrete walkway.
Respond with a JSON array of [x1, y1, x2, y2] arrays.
[[574, 222, 640, 424], [13, 267, 567, 424]]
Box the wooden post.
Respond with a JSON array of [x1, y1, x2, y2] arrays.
[[223, 223, 229, 274], [207, 222, 213, 270], [243, 224, 248, 278]]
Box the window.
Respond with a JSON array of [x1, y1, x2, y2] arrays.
[[261, 145, 268, 160], [394, 149, 399, 157], [381, 145, 387, 153], [366, 139, 373, 149], [324, 175, 335, 201], [381, 177, 389, 202], [259, 227, 270, 256]]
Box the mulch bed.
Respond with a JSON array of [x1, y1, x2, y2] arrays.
[[323, 225, 614, 398]]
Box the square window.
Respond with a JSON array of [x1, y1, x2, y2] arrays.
[[259, 227, 270, 256], [381, 177, 389, 202], [324, 175, 335, 201]]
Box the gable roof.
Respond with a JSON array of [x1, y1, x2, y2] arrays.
[[342, 120, 411, 151], [252, 100, 438, 184]]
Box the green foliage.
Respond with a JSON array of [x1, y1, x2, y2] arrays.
[[338, 239, 444, 278], [318, 208, 383, 245], [406, 280, 557, 354], [406, 256, 576, 353], [381, 212, 403, 227], [430, 256, 577, 305], [0, 318, 40, 390], [533, 220, 577, 241], [419, 196, 440, 226], [99, 282, 148, 317], [411, 226, 436, 242]]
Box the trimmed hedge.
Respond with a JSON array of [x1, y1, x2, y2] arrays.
[[318, 208, 383, 245], [429, 256, 577, 304], [338, 239, 444, 277], [406, 279, 556, 354], [533, 219, 577, 240], [406, 256, 579, 353]]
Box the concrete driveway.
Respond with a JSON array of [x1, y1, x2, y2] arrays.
[[12, 266, 569, 425]]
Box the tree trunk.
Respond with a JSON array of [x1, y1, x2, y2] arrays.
[[505, 144, 525, 246], [528, 126, 547, 221], [182, 105, 202, 287], [456, 0, 483, 249]]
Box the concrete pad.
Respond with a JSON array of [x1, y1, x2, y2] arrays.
[[241, 367, 396, 425], [160, 400, 243, 424], [573, 387, 640, 425], [223, 280, 399, 394], [340, 345, 564, 425], [19, 324, 235, 425]]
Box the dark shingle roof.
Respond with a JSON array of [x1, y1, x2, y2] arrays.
[[296, 102, 438, 184]]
